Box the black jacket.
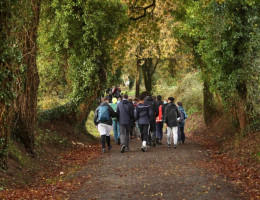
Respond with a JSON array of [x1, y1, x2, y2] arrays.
[[135, 103, 153, 125], [155, 100, 164, 116], [116, 99, 134, 125], [144, 96, 159, 122], [164, 103, 180, 127], [94, 102, 117, 126]]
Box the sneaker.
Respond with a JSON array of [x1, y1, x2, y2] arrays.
[[174, 145, 177, 149], [148, 142, 152, 147], [125, 147, 130, 152], [152, 140, 156, 147], [102, 148, 106, 153], [108, 146, 112, 151], [121, 145, 125, 153], [141, 146, 146, 152]]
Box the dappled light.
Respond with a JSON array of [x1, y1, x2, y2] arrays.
[[0, 0, 259, 199]]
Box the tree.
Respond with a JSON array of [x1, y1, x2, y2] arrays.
[[39, 0, 128, 133], [0, 0, 41, 168], [173, 0, 260, 130]]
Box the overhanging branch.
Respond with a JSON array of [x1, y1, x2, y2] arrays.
[[130, 0, 156, 21]]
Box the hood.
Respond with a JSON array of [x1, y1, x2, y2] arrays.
[[122, 99, 129, 104], [168, 102, 177, 108]]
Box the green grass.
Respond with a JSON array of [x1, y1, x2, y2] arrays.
[[86, 111, 100, 138]]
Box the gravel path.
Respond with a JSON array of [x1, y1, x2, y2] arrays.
[[67, 134, 244, 200]]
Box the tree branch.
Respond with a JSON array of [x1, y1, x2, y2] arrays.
[[130, 0, 156, 21]]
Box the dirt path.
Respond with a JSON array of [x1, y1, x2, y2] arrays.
[[66, 135, 244, 200]]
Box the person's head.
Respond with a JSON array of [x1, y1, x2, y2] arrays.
[[123, 94, 128, 100], [139, 94, 145, 102], [129, 98, 133, 103], [102, 96, 109, 103], [168, 97, 174, 103], [112, 97, 117, 104], [157, 95, 162, 101], [177, 102, 183, 107], [133, 98, 139, 104], [140, 91, 149, 98], [164, 99, 168, 104]]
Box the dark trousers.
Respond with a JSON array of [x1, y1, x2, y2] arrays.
[[101, 135, 111, 149], [139, 124, 149, 142], [156, 122, 163, 140], [179, 126, 185, 143], [148, 122, 156, 144], [119, 124, 130, 148]]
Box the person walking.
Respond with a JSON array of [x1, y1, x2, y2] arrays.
[[117, 94, 134, 153], [164, 97, 181, 148], [177, 102, 188, 144], [144, 93, 159, 147], [109, 97, 120, 145], [94, 97, 117, 153], [155, 95, 164, 145], [135, 94, 152, 152]]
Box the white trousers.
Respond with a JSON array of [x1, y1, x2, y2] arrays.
[[167, 126, 178, 145], [98, 123, 112, 136]]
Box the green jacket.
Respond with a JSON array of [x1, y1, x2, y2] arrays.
[[109, 103, 118, 121]]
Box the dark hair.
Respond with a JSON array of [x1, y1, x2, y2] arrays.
[[102, 96, 109, 102], [129, 98, 133, 103], [139, 94, 145, 101], [123, 94, 128, 99], [168, 97, 174, 102], [140, 91, 149, 97], [134, 98, 139, 102], [157, 95, 162, 100], [177, 102, 183, 107]]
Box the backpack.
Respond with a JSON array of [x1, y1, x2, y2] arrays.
[[178, 108, 185, 123], [98, 105, 110, 122], [156, 105, 163, 122]]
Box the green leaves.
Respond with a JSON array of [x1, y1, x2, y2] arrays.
[[38, 0, 128, 104]]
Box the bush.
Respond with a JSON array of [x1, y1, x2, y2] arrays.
[[172, 72, 203, 114]]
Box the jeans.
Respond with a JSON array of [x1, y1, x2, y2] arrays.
[[167, 126, 178, 146], [119, 124, 130, 148], [156, 122, 163, 140], [112, 120, 120, 142]]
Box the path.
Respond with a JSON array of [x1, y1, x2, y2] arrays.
[[66, 134, 245, 200]]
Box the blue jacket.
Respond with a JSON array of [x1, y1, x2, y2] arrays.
[[135, 103, 152, 125], [116, 99, 134, 125], [178, 106, 187, 127]]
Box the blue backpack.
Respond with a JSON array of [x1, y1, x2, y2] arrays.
[[98, 105, 110, 122]]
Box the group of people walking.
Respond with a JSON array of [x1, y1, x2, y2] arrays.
[[94, 91, 187, 153]]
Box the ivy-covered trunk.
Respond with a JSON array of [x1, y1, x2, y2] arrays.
[[203, 80, 219, 127], [13, 0, 41, 154]]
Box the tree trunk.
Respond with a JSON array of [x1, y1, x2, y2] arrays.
[[203, 80, 219, 127], [141, 58, 153, 94], [13, 0, 41, 154], [135, 59, 141, 98]]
